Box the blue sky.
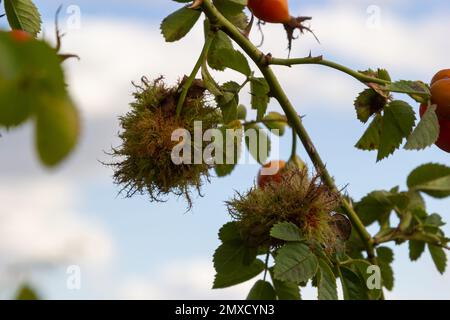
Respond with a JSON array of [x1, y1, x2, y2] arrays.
[[0, 0, 449, 299]]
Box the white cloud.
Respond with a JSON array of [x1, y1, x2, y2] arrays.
[[0, 178, 114, 277], [117, 258, 328, 300], [118, 259, 254, 300]]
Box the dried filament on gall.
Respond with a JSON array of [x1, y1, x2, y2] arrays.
[[227, 166, 344, 253], [109, 77, 221, 209]]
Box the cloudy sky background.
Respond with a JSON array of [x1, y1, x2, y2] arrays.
[[0, 0, 449, 299]]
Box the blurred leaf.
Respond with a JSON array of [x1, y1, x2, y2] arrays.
[[14, 284, 39, 300], [35, 95, 80, 167], [0, 32, 80, 167]]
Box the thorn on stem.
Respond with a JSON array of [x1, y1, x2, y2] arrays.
[[242, 14, 254, 39]]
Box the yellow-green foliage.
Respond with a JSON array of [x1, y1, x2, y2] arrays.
[[110, 77, 221, 208]]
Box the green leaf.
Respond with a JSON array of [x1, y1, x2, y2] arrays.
[[208, 31, 234, 71], [213, 259, 265, 289], [237, 104, 247, 120], [213, 240, 253, 274], [269, 266, 301, 300], [317, 259, 338, 300], [377, 247, 395, 291], [214, 120, 243, 177], [216, 81, 240, 123], [425, 213, 445, 228], [377, 68, 392, 82], [218, 222, 241, 243], [272, 280, 300, 300], [355, 191, 394, 226], [244, 123, 270, 164], [339, 266, 369, 300], [351, 261, 382, 300], [355, 114, 382, 151], [213, 236, 265, 289], [247, 280, 276, 300], [160, 6, 201, 42], [377, 100, 416, 161], [407, 163, 450, 199], [409, 240, 425, 261], [213, 0, 248, 29], [273, 243, 318, 284], [263, 112, 287, 136], [270, 222, 304, 242], [377, 246, 394, 264], [205, 26, 251, 76], [428, 244, 447, 274], [354, 89, 387, 123], [405, 105, 440, 150], [383, 80, 431, 103], [35, 96, 80, 167], [250, 77, 270, 120], [216, 48, 251, 76], [4, 0, 42, 36]]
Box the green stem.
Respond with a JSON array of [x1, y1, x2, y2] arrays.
[[176, 34, 214, 117], [269, 56, 391, 86], [202, 0, 376, 261], [289, 127, 297, 162], [374, 229, 449, 250], [242, 118, 288, 127], [263, 251, 270, 281]]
